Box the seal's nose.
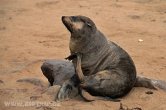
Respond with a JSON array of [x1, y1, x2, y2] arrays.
[[62, 16, 70, 22]]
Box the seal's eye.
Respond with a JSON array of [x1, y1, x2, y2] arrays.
[[86, 22, 92, 27], [72, 16, 77, 22], [87, 23, 92, 27]]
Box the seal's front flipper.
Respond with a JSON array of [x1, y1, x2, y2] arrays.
[[75, 53, 85, 83], [80, 89, 96, 101], [80, 89, 120, 102]]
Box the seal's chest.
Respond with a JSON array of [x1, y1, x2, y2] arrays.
[[81, 57, 98, 76]]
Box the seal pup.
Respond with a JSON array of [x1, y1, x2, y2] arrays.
[[41, 60, 75, 86]]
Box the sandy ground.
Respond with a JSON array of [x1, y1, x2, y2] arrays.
[[0, 0, 166, 110]]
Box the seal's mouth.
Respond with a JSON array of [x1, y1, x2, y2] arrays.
[[62, 16, 73, 33]]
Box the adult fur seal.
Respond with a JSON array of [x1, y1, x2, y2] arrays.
[[58, 15, 136, 101], [41, 15, 166, 101]]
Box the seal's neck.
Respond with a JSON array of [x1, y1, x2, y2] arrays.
[[69, 30, 109, 54]]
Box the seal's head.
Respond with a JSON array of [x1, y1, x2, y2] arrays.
[[62, 16, 97, 38]]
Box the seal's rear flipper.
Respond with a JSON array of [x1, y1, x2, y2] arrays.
[[151, 79, 166, 91], [135, 76, 166, 91]]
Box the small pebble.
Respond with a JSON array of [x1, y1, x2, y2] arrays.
[[138, 39, 143, 42], [145, 91, 153, 95]]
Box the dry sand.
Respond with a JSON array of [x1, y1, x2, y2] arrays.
[[0, 0, 166, 110]]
